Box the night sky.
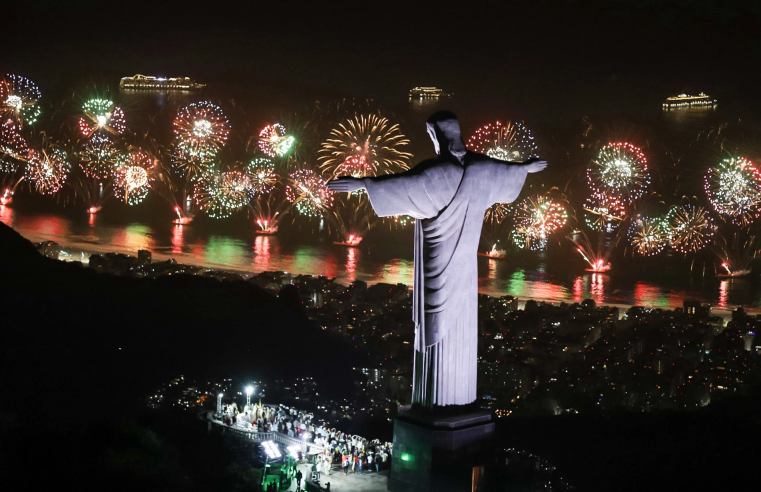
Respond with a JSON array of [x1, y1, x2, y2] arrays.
[[4, 0, 760, 107]]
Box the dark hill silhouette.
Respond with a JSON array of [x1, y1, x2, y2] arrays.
[[0, 221, 364, 422], [496, 390, 761, 491]]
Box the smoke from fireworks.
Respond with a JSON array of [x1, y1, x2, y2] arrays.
[[467, 121, 538, 161], [173, 102, 230, 161], [258, 123, 295, 158], [628, 216, 669, 256], [704, 156, 761, 225], [286, 169, 334, 217], [113, 151, 154, 205], [26, 148, 70, 195], [79, 99, 126, 137], [666, 204, 716, 253], [319, 114, 412, 179], [0, 74, 41, 126], [587, 142, 650, 204]]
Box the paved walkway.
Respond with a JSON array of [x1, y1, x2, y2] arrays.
[[285, 463, 388, 492]]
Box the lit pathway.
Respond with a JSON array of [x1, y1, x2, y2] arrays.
[[286, 463, 389, 492]]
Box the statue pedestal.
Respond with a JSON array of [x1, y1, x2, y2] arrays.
[[388, 405, 495, 492]]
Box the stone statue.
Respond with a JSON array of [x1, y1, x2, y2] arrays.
[[327, 111, 546, 408]]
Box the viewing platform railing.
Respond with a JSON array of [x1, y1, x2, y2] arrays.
[[206, 412, 327, 455]]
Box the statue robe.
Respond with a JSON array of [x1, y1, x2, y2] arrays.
[[365, 152, 528, 406]]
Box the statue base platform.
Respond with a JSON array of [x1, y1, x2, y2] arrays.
[[387, 405, 495, 492]]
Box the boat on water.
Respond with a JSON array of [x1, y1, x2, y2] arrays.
[[120, 74, 206, 91], [334, 234, 363, 247], [662, 92, 716, 108], [478, 245, 507, 259], [585, 261, 612, 273], [718, 268, 751, 279], [409, 87, 452, 98]]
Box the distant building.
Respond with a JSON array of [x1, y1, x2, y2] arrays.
[[138, 249, 152, 265]]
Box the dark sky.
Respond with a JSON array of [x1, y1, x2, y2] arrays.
[[3, 0, 760, 106]]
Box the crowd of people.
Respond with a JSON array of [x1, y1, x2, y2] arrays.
[[218, 402, 393, 477], [272, 404, 393, 477]]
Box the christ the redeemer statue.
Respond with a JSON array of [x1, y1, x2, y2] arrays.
[[327, 111, 546, 408]]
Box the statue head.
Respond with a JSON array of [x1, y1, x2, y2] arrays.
[[426, 111, 467, 162]]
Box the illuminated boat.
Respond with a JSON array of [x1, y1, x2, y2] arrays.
[[478, 245, 506, 259], [120, 74, 206, 91], [662, 92, 716, 108], [585, 260, 611, 273], [409, 87, 452, 98], [334, 234, 363, 247], [717, 268, 751, 279]]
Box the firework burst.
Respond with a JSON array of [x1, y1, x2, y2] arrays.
[[0, 119, 30, 172], [258, 123, 295, 158], [704, 156, 761, 225], [583, 192, 627, 231], [587, 142, 650, 204], [113, 151, 154, 205], [26, 147, 70, 195], [246, 157, 278, 195], [666, 204, 716, 253], [0, 74, 41, 126], [484, 202, 513, 225], [80, 134, 120, 179], [327, 193, 378, 245], [713, 232, 759, 277], [319, 114, 412, 179], [251, 191, 289, 234], [79, 98, 126, 137], [286, 168, 334, 217], [512, 193, 568, 250], [628, 216, 669, 256], [568, 229, 623, 272], [173, 102, 230, 161], [467, 120, 538, 161], [170, 144, 215, 180], [193, 170, 251, 219]]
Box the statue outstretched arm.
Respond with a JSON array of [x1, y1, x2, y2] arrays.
[[485, 156, 548, 173], [522, 157, 548, 173], [327, 164, 445, 219], [326, 177, 365, 193], [477, 157, 548, 205]]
